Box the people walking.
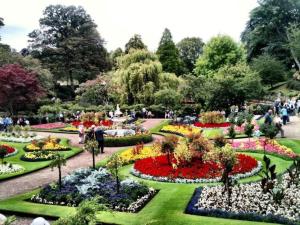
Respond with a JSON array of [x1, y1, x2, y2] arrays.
[[274, 116, 285, 138], [264, 109, 273, 125], [281, 106, 288, 125], [78, 123, 85, 144], [95, 126, 106, 154]]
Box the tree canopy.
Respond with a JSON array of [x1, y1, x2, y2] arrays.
[[29, 5, 110, 88], [0, 64, 44, 114], [125, 34, 147, 54], [241, 0, 300, 69], [157, 28, 184, 75], [177, 37, 204, 73], [194, 35, 244, 76]]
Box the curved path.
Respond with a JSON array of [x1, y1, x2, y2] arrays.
[[0, 119, 165, 201]]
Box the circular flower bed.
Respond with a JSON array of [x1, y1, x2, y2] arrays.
[[21, 151, 56, 162], [194, 122, 231, 128], [24, 138, 70, 152], [0, 163, 24, 175], [0, 144, 18, 158], [132, 154, 261, 183], [160, 125, 201, 136]]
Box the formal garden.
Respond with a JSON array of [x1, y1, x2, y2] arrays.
[[1, 0, 300, 224]]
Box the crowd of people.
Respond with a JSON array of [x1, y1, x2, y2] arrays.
[[0, 116, 13, 131]]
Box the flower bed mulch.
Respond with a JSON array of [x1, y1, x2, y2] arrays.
[[194, 122, 231, 128], [132, 154, 261, 183]]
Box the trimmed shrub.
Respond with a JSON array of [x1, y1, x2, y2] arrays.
[[104, 134, 153, 147]]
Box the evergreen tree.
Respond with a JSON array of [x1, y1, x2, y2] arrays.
[[157, 28, 184, 75], [125, 34, 147, 54]]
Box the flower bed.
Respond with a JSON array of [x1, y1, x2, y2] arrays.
[[119, 146, 161, 165], [160, 125, 201, 137], [186, 172, 300, 224], [71, 120, 113, 128], [0, 134, 42, 143], [194, 122, 231, 128], [31, 168, 156, 212], [24, 138, 70, 152], [232, 139, 297, 159], [21, 151, 56, 162], [31, 122, 66, 130], [131, 154, 261, 183], [0, 163, 24, 175], [0, 144, 18, 158]]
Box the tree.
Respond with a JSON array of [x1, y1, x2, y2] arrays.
[[205, 63, 263, 110], [177, 37, 204, 73], [154, 89, 183, 109], [110, 47, 124, 68], [194, 35, 244, 76], [116, 49, 161, 104], [241, 0, 300, 69], [0, 17, 4, 40], [227, 124, 236, 143], [125, 34, 147, 54], [29, 5, 110, 89], [157, 28, 184, 75], [288, 25, 300, 68], [106, 154, 123, 194], [0, 64, 44, 115], [84, 139, 99, 169], [50, 153, 66, 190], [251, 54, 286, 87]]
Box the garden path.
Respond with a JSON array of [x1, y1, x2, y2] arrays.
[[0, 119, 165, 201]]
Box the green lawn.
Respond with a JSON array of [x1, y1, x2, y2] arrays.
[[0, 138, 82, 180], [277, 138, 300, 154]]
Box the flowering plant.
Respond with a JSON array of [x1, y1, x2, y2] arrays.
[[24, 137, 70, 152], [161, 125, 201, 136], [200, 111, 225, 124], [31, 122, 66, 129], [22, 151, 56, 161]]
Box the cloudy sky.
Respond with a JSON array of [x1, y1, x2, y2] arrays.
[[0, 0, 258, 51]]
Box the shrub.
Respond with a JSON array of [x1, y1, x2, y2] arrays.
[[104, 134, 153, 147], [200, 111, 225, 124]]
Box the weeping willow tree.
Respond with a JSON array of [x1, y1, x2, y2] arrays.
[[116, 49, 162, 105]]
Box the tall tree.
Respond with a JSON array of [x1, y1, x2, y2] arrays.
[[0, 17, 4, 40], [157, 28, 184, 75], [110, 47, 124, 68], [0, 64, 44, 114], [177, 37, 204, 73], [116, 49, 162, 105], [29, 5, 110, 89], [251, 54, 286, 87], [241, 0, 300, 69], [194, 35, 244, 77], [124, 34, 147, 54]]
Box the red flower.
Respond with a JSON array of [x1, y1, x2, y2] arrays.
[[194, 122, 231, 128], [134, 154, 257, 179], [0, 144, 16, 155], [31, 122, 66, 129]]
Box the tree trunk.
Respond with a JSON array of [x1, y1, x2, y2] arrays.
[[58, 165, 62, 190], [92, 147, 95, 169], [116, 170, 120, 194]]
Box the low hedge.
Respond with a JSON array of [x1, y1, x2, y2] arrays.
[[104, 134, 153, 147]]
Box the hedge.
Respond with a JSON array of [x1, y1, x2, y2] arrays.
[[104, 134, 153, 147]]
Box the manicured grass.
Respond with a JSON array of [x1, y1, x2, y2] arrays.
[[0, 138, 82, 180], [149, 119, 170, 135], [277, 138, 300, 154]]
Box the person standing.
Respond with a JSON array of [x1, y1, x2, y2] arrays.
[[264, 109, 273, 125], [95, 126, 106, 153], [274, 116, 285, 138], [78, 123, 85, 144], [281, 106, 288, 125]]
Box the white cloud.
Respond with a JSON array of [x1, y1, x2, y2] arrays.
[[0, 0, 258, 51]]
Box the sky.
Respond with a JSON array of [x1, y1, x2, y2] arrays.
[[0, 0, 258, 52]]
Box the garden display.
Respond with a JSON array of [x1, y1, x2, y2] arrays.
[[187, 170, 300, 225], [0, 125, 41, 143], [31, 122, 66, 130], [0, 144, 18, 158], [231, 139, 297, 159], [21, 151, 57, 161], [0, 163, 24, 175], [194, 111, 230, 128], [131, 135, 262, 183], [24, 137, 70, 151], [31, 167, 156, 212]]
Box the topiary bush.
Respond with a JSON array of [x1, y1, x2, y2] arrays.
[[104, 134, 153, 147]]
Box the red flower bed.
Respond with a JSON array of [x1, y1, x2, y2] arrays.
[[0, 144, 16, 155], [71, 120, 113, 128], [194, 122, 231, 128], [134, 154, 257, 179], [31, 122, 66, 129]]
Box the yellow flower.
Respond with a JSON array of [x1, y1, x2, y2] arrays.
[[119, 146, 161, 164], [161, 125, 201, 136]]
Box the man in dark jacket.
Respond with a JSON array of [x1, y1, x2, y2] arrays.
[[95, 127, 106, 153]]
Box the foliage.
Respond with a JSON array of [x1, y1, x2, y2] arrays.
[[106, 154, 123, 193], [84, 139, 99, 169], [187, 133, 213, 156], [287, 158, 300, 186], [228, 124, 236, 141], [177, 37, 204, 73], [50, 153, 66, 190], [104, 134, 153, 147], [213, 135, 228, 148], [173, 140, 192, 167], [251, 54, 286, 87], [154, 89, 183, 109], [157, 28, 184, 75], [54, 197, 106, 225], [125, 34, 147, 54], [260, 123, 278, 140], [194, 35, 245, 76], [29, 5, 110, 88], [261, 155, 277, 194], [0, 146, 7, 164], [244, 123, 255, 140], [0, 64, 44, 114], [200, 111, 225, 124], [116, 49, 161, 104], [161, 135, 179, 165], [241, 0, 300, 69]]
